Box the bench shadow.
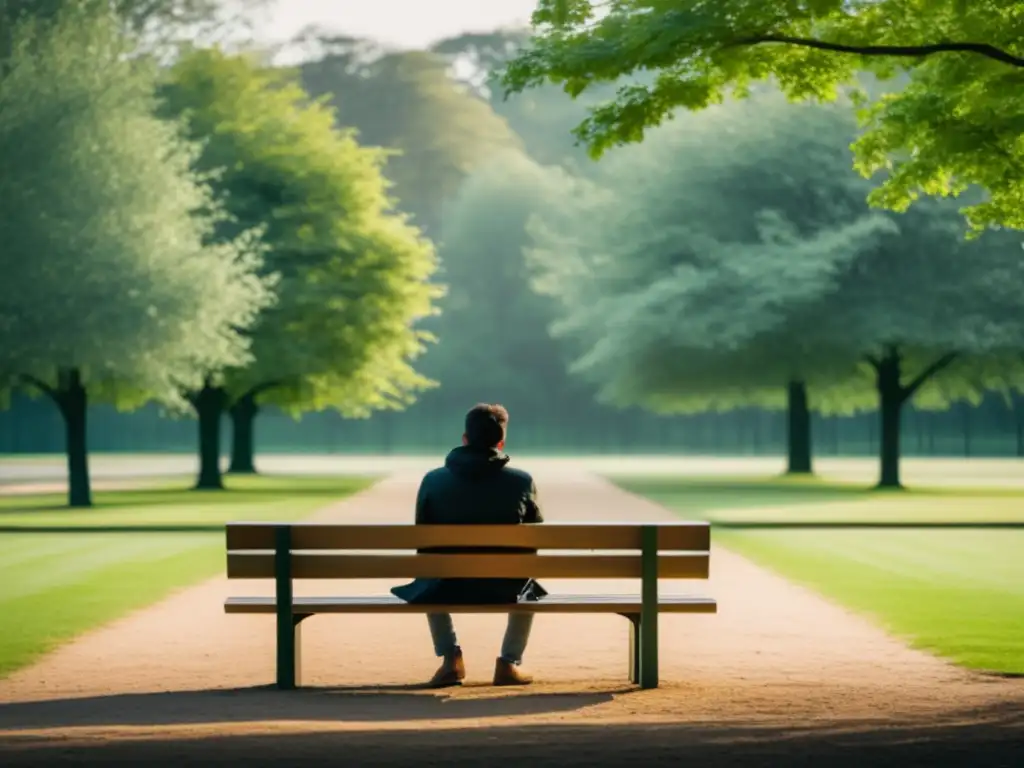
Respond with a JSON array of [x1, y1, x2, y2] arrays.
[[0, 525, 228, 533], [1, 704, 1022, 767], [712, 521, 1024, 529], [0, 685, 626, 730]]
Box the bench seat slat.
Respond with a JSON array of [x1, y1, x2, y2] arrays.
[[224, 594, 718, 615]]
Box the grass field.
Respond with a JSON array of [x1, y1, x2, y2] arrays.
[[612, 474, 1024, 675], [0, 475, 377, 677]]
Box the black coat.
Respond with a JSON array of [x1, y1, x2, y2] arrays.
[[390, 446, 548, 605]]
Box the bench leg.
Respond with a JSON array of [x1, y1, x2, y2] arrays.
[[277, 613, 310, 690], [620, 613, 642, 684], [639, 610, 658, 690]]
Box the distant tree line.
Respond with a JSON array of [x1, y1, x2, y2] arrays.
[[3, 390, 1022, 459]]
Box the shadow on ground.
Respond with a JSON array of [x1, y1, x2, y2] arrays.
[[1, 703, 1022, 767], [0, 686, 623, 729], [711, 521, 1024, 529]]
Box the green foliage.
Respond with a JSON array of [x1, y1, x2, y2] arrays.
[[159, 49, 442, 415], [503, 1, 1024, 230], [0, 8, 269, 406], [299, 41, 524, 235], [421, 150, 584, 408], [527, 91, 1024, 416], [0, 0, 270, 58], [852, 53, 1024, 232], [1, 0, 268, 34], [432, 29, 623, 168]]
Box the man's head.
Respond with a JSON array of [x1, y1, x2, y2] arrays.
[[463, 403, 509, 450]]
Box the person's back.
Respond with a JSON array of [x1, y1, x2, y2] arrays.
[[418, 446, 538, 527], [390, 403, 544, 687]]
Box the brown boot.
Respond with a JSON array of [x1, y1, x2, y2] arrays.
[[493, 658, 533, 686], [428, 649, 465, 688]]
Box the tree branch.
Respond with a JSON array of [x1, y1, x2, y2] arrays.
[[863, 354, 881, 371], [18, 374, 60, 403], [900, 352, 958, 401], [726, 35, 1024, 68], [244, 379, 288, 400], [183, 375, 217, 410], [229, 380, 291, 413]]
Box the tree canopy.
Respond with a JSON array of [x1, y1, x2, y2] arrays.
[[502, 1, 1024, 231], [299, 38, 524, 235], [0, 7, 270, 504], [159, 48, 442, 482], [432, 29, 621, 168], [1, 0, 270, 51], [420, 149, 585, 415], [528, 90, 1024, 485]]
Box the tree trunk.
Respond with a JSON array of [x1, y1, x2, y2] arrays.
[[785, 381, 813, 474], [60, 368, 91, 508], [1014, 393, 1024, 458], [228, 392, 258, 474], [961, 402, 972, 457], [876, 353, 904, 490], [380, 411, 393, 455], [873, 348, 958, 489], [192, 380, 227, 490]]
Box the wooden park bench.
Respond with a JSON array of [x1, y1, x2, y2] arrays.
[[224, 522, 717, 690]]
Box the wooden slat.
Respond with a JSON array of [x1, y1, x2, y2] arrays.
[[226, 552, 710, 580], [226, 522, 710, 552], [224, 594, 718, 615]]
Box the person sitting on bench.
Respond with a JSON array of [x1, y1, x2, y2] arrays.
[[391, 403, 546, 687]]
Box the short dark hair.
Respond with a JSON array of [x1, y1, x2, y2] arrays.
[[464, 403, 508, 448]]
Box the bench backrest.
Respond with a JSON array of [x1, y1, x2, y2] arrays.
[[225, 522, 711, 580]]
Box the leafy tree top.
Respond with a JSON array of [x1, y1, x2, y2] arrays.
[[420, 150, 586, 408], [160, 49, 443, 414], [502, 1, 1024, 231], [527, 91, 1024, 414], [0, 6, 271, 407], [299, 41, 524, 235]]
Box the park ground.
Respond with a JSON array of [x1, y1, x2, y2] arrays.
[[0, 455, 1022, 765]]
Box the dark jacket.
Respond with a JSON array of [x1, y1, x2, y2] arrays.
[[390, 445, 548, 605]]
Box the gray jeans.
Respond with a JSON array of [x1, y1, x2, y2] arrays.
[[427, 612, 534, 665]]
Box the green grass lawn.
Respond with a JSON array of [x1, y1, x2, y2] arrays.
[[612, 474, 1024, 675], [0, 474, 377, 677]]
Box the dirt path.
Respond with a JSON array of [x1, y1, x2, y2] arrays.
[[1, 466, 1021, 765]]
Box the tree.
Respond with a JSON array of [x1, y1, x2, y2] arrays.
[[298, 36, 524, 236], [1, 0, 270, 54], [158, 49, 441, 485], [527, 92, 1024, 487], [0, 8, 270, 506], [1013, 391, 1024, 458], [419, 150, 585, 418], [502, 1, 1024, 231], [432, 29, 625, 169]]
